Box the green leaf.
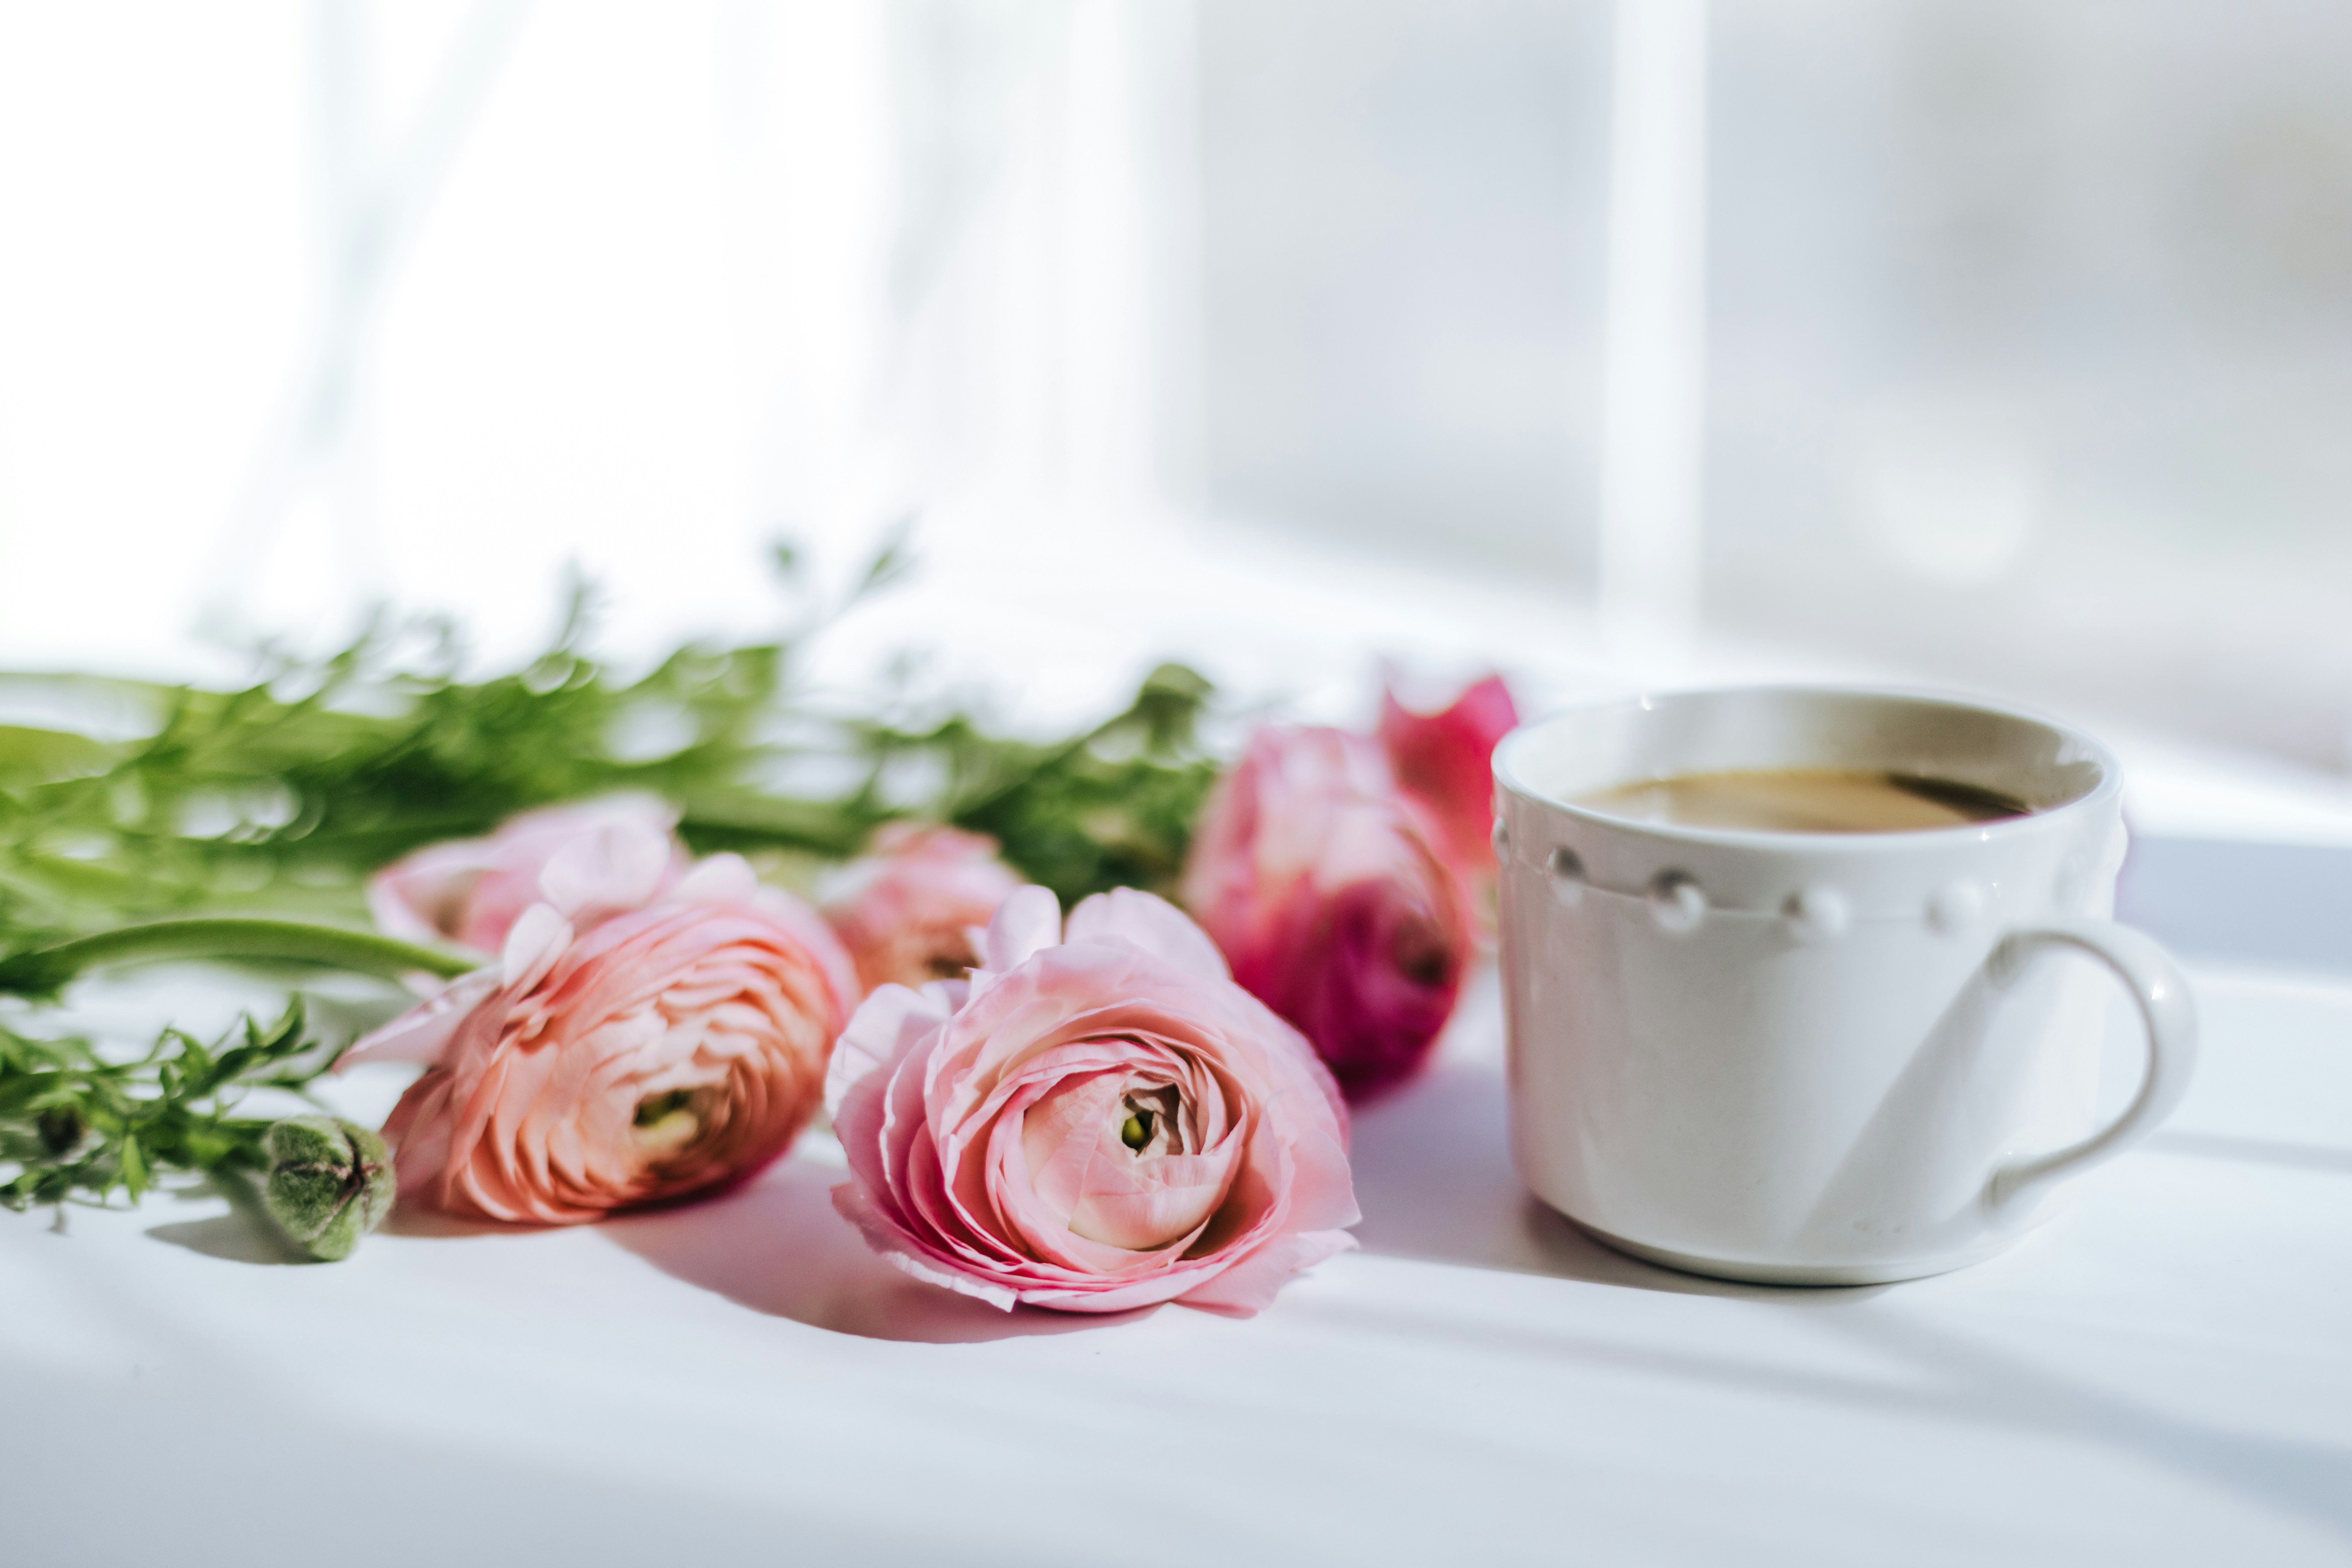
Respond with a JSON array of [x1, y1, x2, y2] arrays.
[[118, 1135, 148, 1199], [0, 724, 117, 786], [852, 515, 918, 601]]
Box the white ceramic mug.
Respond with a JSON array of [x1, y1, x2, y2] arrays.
[[1492, 687, 2198, 1286]]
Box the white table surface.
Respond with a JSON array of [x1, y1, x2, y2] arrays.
[[6, 952, 2350, 1568]]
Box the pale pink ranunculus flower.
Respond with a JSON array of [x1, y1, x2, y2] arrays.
[[1181, 726, 1472, 1103], [827, 885, 1358, 1316], [1377, 672, 1519, 898], [820, 823, 1023, 995], [367, 794, 693, 956], [342, 856, 856, 1225]]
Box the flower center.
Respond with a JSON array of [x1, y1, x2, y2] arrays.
[[1393, 916, 1453, 989], [923, 946, 974, 981], [631, 1088, 709, 1156], [1115, 1086, 1184, 1157]]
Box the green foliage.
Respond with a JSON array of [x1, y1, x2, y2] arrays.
[[0, 553, 1228, 1229], [0, 1004, 327, 1211], [869, 663, 1221, 902], [0, 605, 819, 955], [0, 580, 1220, 952]]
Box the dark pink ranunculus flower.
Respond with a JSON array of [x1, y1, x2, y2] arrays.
[[820, 823, 1023, 996], [368, 795, 692, 955], [1181, 726, 1472, 1102], [1377, 672, 1519, 896], [342, 856, 856, 1225], [826, 885, 1358, 1316]]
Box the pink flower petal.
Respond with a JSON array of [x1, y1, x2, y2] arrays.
[[375, 892, 849, 1225], [1065, 886, 1231, 981], [820, 826, 1021, 995], [338, 968, 502, 1070], [500, 904, 574, 989], [824, 886, 1357, 1316], [537, 815, 677, 916], [828, 980, 964, 1124], [366, 796, 690, 954], [831, 1180, 1021, 1310], [673, 852, 761, 905], [1177, 1229, 1359, 1317], [979, 884, 1064, 973]]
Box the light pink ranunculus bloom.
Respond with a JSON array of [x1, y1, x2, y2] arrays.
[[343, 856, 856, 1225], [1181, 726, 1472, 1103], [821, 823, 1023, 995], [367, 795, 692, 955], [827, 885, 1358, 1316], [1377, 672, 1519, 892]]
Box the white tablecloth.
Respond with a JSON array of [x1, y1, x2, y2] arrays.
[[6, 954, 2350, 1567]]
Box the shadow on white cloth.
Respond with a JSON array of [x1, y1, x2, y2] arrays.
[[1350, 1058, 2352, 1541], [1347, 1057, 1887, 1303], [145, 1173, 313, 1265], [599, 1155, 1154, 1344], [1826, 1310, 2352, 1546], [149, 1176, 514, 1259], [146, 1212, 310, 1265], [146, 1057, 1875, 1304]]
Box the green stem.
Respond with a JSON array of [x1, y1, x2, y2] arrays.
[[0, 918, 477, 998], [950, 703, 1134, 826]]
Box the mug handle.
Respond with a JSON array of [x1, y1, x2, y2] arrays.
[[1980, 918, 2200, 1215]]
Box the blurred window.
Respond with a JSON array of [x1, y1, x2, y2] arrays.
[[1193, 0, 2352, 769], [1708, 0, 2352, 770], [3, 1, 2349, 775], [1196, 0, 1613, 584]]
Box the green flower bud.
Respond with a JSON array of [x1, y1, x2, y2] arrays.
[[261, 1116, 394, 1262]]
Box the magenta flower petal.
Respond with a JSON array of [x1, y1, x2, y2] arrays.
[[1378, 672, 1520, 885], [1182, 726, 1474, 1101]]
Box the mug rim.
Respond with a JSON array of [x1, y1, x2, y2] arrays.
[[1491, 683, 2123, 852]]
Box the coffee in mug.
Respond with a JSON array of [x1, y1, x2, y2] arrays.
[[1574, 768, 2030, 834]]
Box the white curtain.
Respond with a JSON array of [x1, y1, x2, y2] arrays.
[[0, 0, 1194, 673]]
